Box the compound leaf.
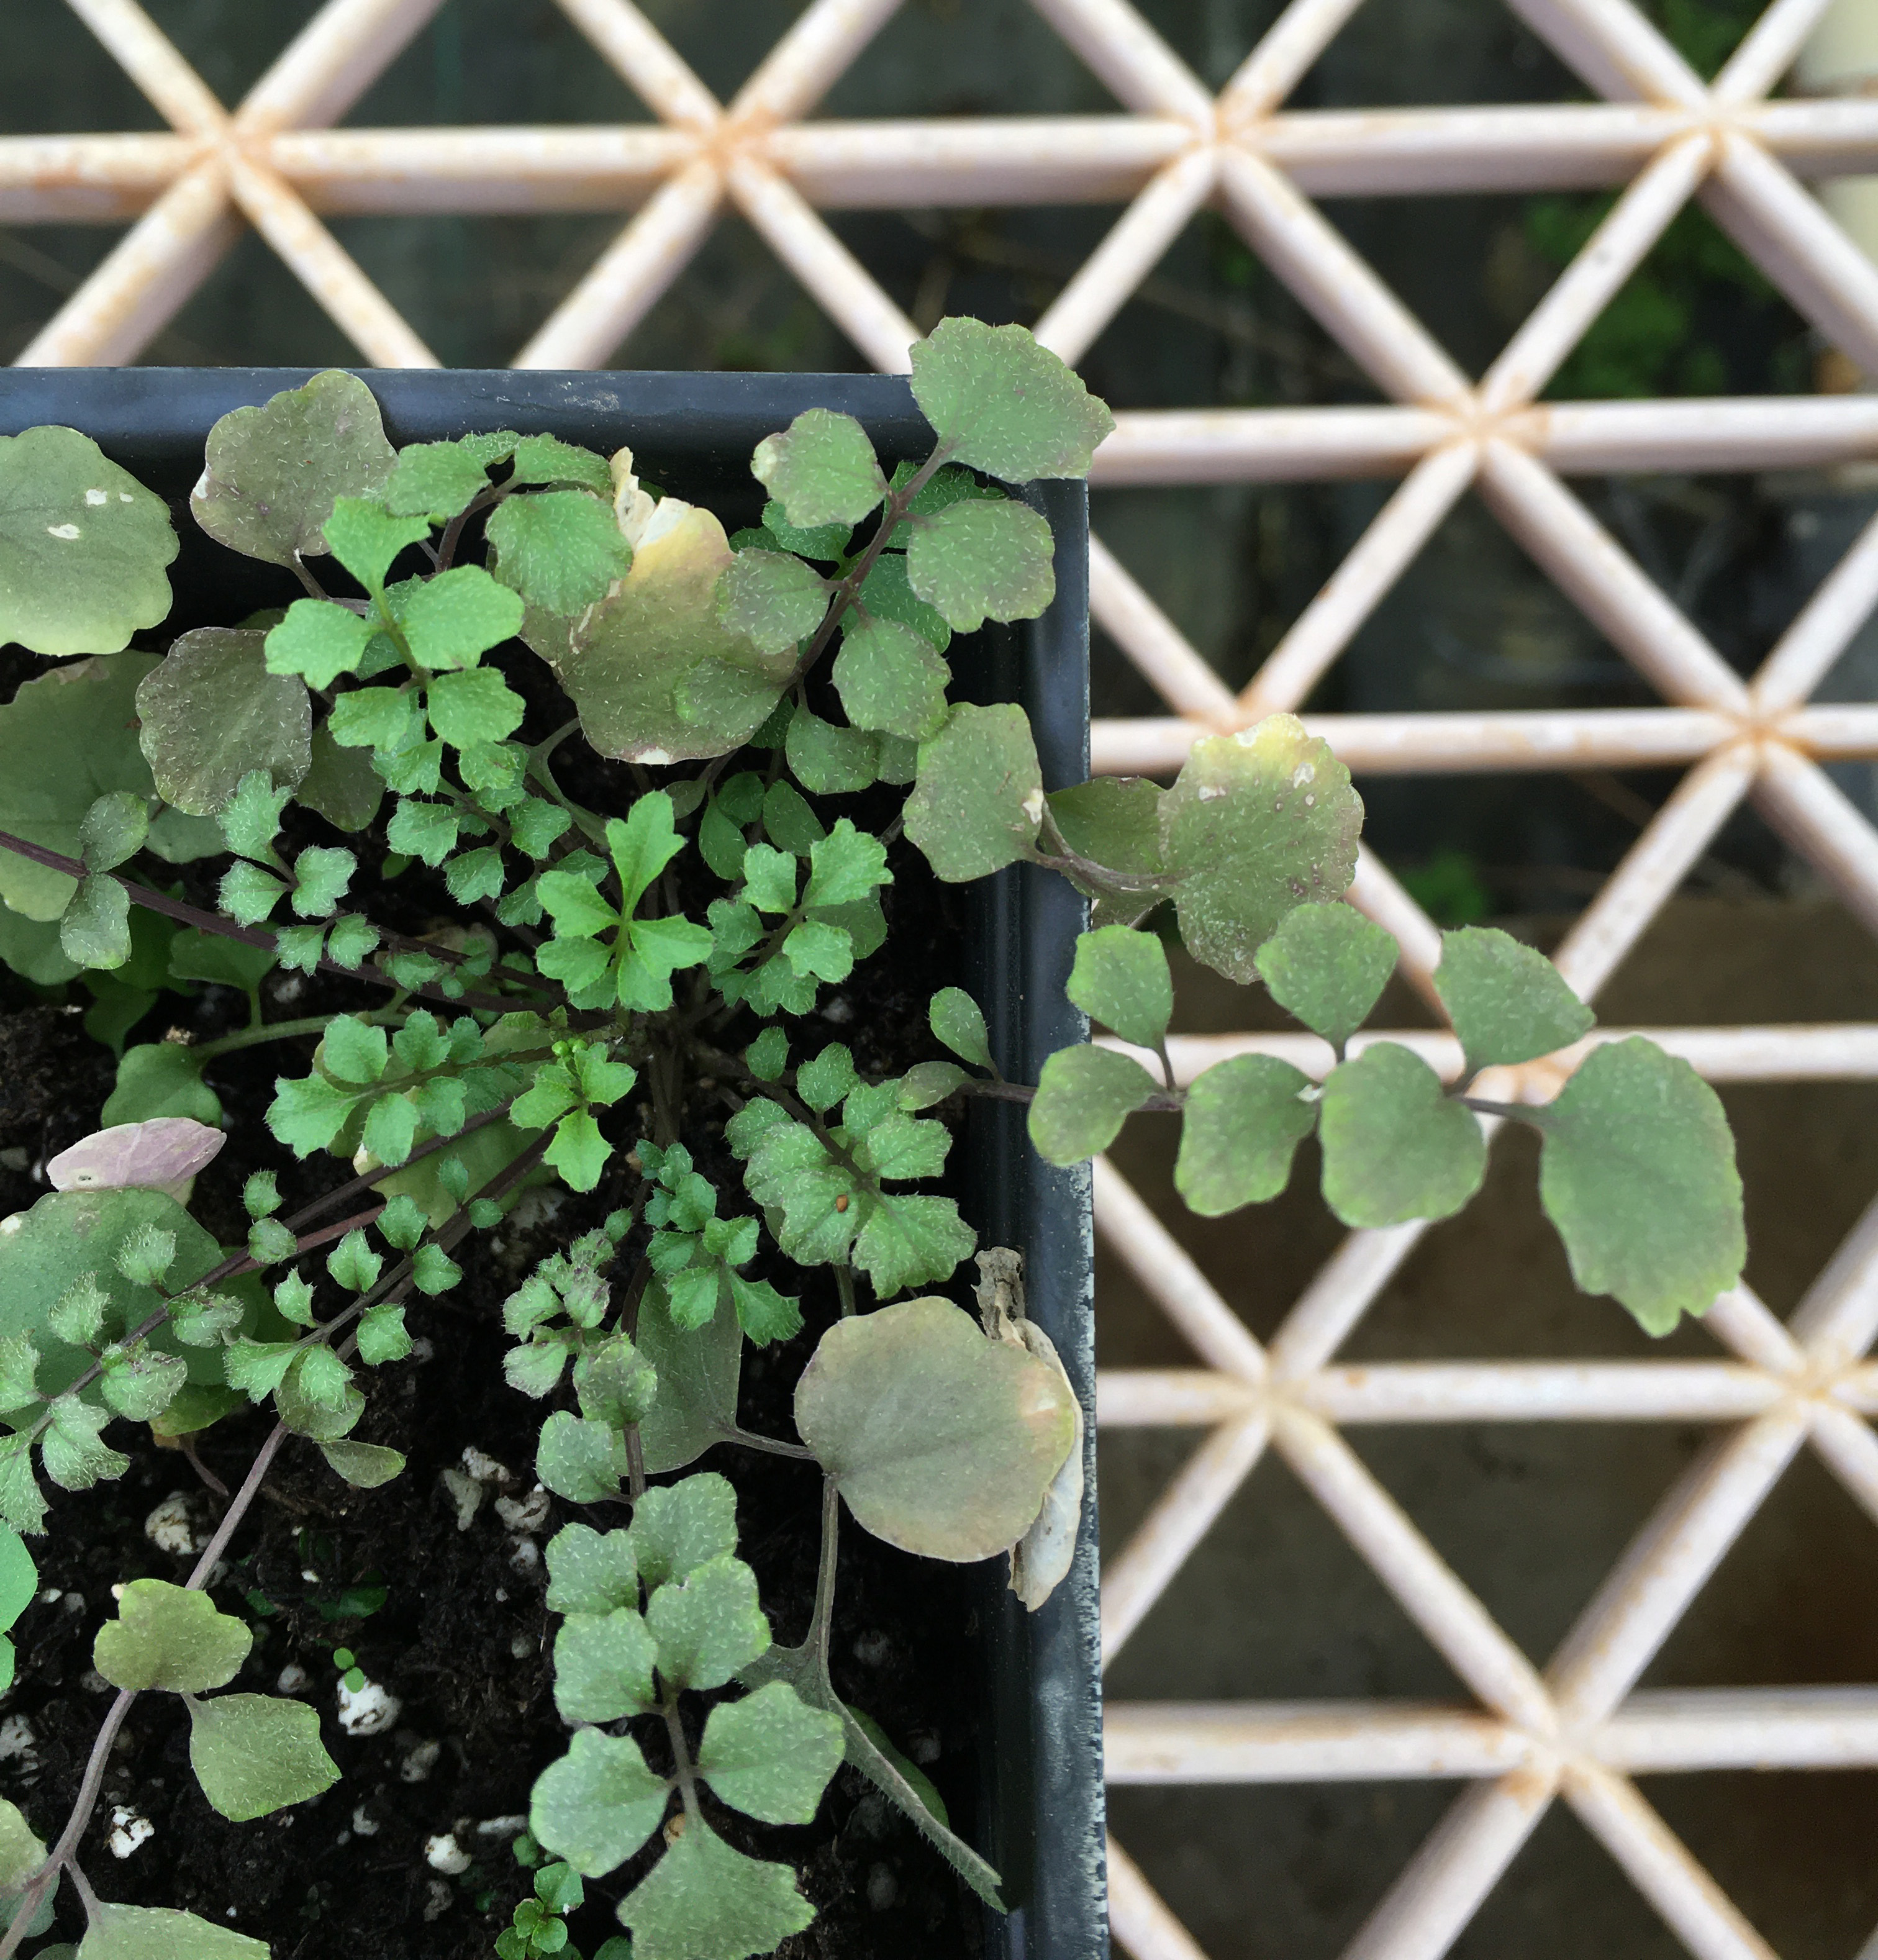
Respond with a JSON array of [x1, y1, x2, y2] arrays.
[[554, 1608, 658, 1720], [530, 1729, 669, 1879], [191, 370, 394, 566], [488, 488, 630, 615], [909, 317, 1113, 481], [187, 1694, 339, 1821], [1066, 925, 1171, 1051], [1027, 1044, 1158, 1166], [1435, 927, 1595, 1074], [904, 702, 1042, 882], [796, 1296, 1076, 1561], [78, 1903, 271, 1960], [697, 1682, 843, 1825], [0, 426, 176, 656], [1160, 719, 1363, 984], [751, 409, 885, 529], [1174, 1055, 1316, 1215], [630, 1474, 737, 1590], [832, 615, 950, 742], [1318, 1043, 1485, 1229], [905, 497, 1054, 633], [643, 1555, 769, 1691], [537, 1411, 625, 1504], [94, 1579, 251, 1694], [1254, 902, 1397, 1051], [545, 1523, 638, 1616], [620, 1818, 812, 1960], [1536, 1037, 1744, 1334]]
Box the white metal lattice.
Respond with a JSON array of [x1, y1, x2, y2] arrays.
[[11, 1, 1878, 1954]]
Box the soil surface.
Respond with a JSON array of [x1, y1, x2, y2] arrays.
[[0, 645, 988, 1960]]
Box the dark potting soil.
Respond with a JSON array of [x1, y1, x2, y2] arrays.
[[0, 670, 991, 1959]]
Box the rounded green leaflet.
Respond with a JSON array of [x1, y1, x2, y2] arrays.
[[0, 1528, 35, 1630], [1433, 925, 1595, 1074], [0, 1187, 256, 1402], [0, 657, 220, 922], [795, 1295, 1077, 1562], [1536, 1037, 1745, 1333], [1318, 1042, 1486, 1229], [750, 408, 885, 529], [1027, 1044, 1159, 1167], [617, 1816, 813, 1960], [187, 1694, 339, 1821], [1253, 902, 1398, 1051], [1175, 1055, 1318, 1216], [191, 371, 394, 568], [73, 1903, 271, 1959], [928, 986, 994, 1069], [643, 1555, 771, 1690], [832, 615, 951, 741], [94, 1579, 252, 1694], [715, 547, 828, 655], [908, 317, 1115, 481], [905, 496, 1055, 634], [545, 1522, 638, 1615], [135, 629, 312, 817], [696, 1682, 844, 1824], [553, 1608, 658, 1720], [904, 702, 1043, 883], [0, 1795, 43, 1890], [1159, 719, 1364, 984], [530, 1728, 669, 1879], [629, 1472, 737, 1589], [1066, 925, 1172, 1051], [0, 427, 176, 657]]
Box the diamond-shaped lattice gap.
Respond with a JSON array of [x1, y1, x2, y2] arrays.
[[1099, 1433, 1477, 1704]]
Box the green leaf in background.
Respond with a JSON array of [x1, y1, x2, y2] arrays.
[[630, 1474, 737, 1590], [191, 370, 395, 567], [618, 1817, 813, 1960], [1318, 1042, 1486, 1229], [1433, 926, 1595, 1074], [59, 874, 132, 969], [635, 1277, 742, 1475], [0, 1528, 34, 1698], [545, 1522, 638, 1615], [78, 1903, 271, 1960], [76, 792, 147, 874], [751, 409, 886, 529], [0, 425, 177, 656], [904, 702, 1042, 882], [509, 433, 611, 494], [539, 502, 792, 765], [0, 903, 79, 986], [322, 498, 431, 596], [715, 543, 827, 655], [797, 1296, 1076, 1562], [1159, 719, 1363, 984], [906, 496, 1055, 633], [187, 1694, 340, 1820], [643, 1554, 770, 1690], [553, 1607, 658, 1720], [0, 658, 219, 922], [784, 707, 876, 795], [909, 317, 1115, 481], [899, 1059, 968, 1109], [1050, 776, 1164, 882], [296, 725, 383, 832], [94, 1579, 252, 1694], [487, 489, 631, 615], [401, 564, 525, 672], [537, 1410, 625, 1503], [929, 986, 994, 1070], [1535, 1037, 1744, 1333], [832, 616, 950, 741], [854, 548, 950, 651], [382, 437, 495, 522], [696, 1682, 843, 1823], [135, 629, 311, 816], [530, 1729, 669, 1879], [1066, 925, 1171, 1051], [0, 1793, 43, 1890], [1254, 902, 1398, 1051], [1174, 1055, 1316, 1216], [1027, 1043, 1158, 1166], [317, 1440, 405, 1489]]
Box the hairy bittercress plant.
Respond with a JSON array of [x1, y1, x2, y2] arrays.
[[0, 320, 1743, 1960]]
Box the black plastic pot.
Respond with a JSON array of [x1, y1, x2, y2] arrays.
[[0, 368, 1108, 1960]]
